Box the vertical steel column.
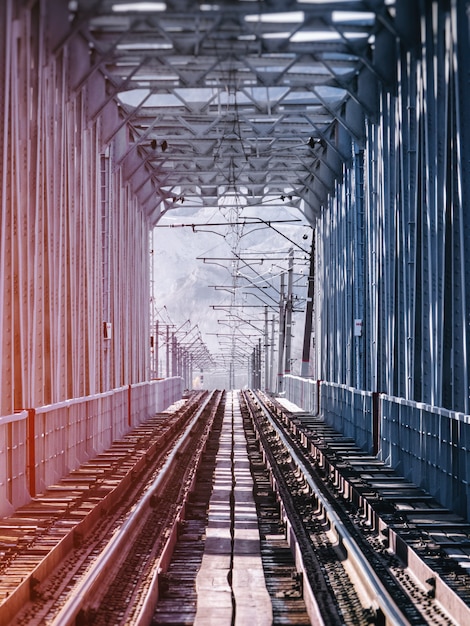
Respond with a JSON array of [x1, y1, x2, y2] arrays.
[[154, 320, 160, 378], [301, 233, 315, 378], [284, 248, 294, 376], [419, 1, 445, 407], [101, 151, 111, 391], [171, 335, 177, 377], [365, 121, 379, 392], [327, 198, 337, 383], [344, 173, 353, 387], [353, 147, 365, 390], [258, 337, 262, 389], [315, 213, 326, 382], [453, 0, 470, 413], [381, 87, 397, 396], [398, 48, 418, 401], [311, 229, 319, 380], [0, 0, 13, 414]]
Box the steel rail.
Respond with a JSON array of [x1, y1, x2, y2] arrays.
[[251, 390, 410, 626], [50, 391, 218, 626]]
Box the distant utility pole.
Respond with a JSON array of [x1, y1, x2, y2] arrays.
[[166, 325, 170, 377], [264, 306, 269, 392], [301, 232, 315, 377], [155, 320, 159, 377], [277, 272, 285, 393], [270, 315, 275, 392], [284, 248, 294, 376]]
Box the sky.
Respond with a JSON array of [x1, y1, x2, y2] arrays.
[[151, 201, 313, 389]]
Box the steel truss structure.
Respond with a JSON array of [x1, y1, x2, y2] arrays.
[[316, 0, 470, 414], [1, 0, 470, 420], [0, 0, 152, 413]]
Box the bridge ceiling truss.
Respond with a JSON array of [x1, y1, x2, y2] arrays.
[[71, 0, 396, 225]]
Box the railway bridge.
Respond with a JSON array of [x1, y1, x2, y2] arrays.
[[1, 1, 470, 624]]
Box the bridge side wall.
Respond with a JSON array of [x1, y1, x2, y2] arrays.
[[284, 376, 375, 455], [308, 3, 470, 415], [0, 0, 154, 416], [0, 378, 183, 518], [294, 3, 470, 520], [285, 375, 470, 521]]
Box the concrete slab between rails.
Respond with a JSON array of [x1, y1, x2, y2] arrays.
[[194, 392, 272, 626]]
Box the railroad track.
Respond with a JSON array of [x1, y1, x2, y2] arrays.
[[152, 404, 225, 625], [153, 390, 312, 626], [240, 389, 468, 626], [5, 390, 224, 625], [81, 390, 225, 626], [4, 388, 470, 625], [241, 390, 373, 625], [241, 399, 311, 625]]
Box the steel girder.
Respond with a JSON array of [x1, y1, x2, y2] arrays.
[[67, 0, 391, 224]]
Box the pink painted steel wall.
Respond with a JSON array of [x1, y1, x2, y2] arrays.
[[0, 1, 182, 516], [0, 0, 152, 415], [0, 412, 29, 518], [0, 379, 183, 516]]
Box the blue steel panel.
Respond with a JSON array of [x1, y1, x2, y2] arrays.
[[312, 1, 470, 423], [365, 122, 380, 393], [353, 147, 365, 390], [4, 0, 470, 521], [454, 0, 470, 414]]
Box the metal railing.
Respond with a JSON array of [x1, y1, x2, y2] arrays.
[[0, 378, 183, 517], [284, 375, 470, 521]]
